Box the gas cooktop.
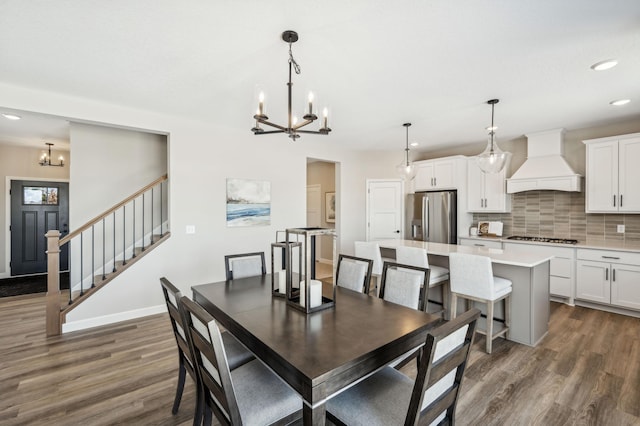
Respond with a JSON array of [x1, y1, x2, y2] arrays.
[[506, 236, 578, 245]]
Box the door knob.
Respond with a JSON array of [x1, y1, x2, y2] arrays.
[[62, 223, 68, 234], [394, 230, 400, 233]]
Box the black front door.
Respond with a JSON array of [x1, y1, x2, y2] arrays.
[[10, 180, 69, 276]]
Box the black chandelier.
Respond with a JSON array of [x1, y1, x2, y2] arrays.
[[39, 142, 64, 167], [251, 30, 331, 141]]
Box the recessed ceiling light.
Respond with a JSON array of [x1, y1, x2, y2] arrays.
[[410, 142, 419, 147], [590, 59, 618, 71], [2, 113, 21, 120], [609, 99, 631, 106]]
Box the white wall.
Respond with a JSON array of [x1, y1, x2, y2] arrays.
[[0, 82, 398, 330], [69, 123, 167, 227]]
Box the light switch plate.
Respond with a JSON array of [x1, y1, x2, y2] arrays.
[[617, 224, 625, 233], [186, 225, 196, 234]]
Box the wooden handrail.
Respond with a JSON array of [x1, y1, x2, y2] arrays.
[[59, 174, 168, 246]]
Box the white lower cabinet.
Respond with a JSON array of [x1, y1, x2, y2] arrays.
[[576, 249, 640, 310], [503, 242, 574, 299]]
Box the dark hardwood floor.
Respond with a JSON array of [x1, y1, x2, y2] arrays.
[[1, 294, 639, 425]]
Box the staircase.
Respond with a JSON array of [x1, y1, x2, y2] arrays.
[[45, 175, 170, 336]]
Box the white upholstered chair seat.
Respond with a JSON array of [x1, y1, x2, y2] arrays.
[[427, 265, 449, 286], [491, 276, 513, 300]]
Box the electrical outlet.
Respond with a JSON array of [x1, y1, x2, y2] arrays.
[[617, 224, 625, 233], [186, 225, 196, 234]]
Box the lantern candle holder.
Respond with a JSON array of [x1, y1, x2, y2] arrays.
[[284, 227, 336, 314]]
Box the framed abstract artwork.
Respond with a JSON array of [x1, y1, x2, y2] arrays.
[[325, 192, 335, 223], [226, 178, 271, 227]]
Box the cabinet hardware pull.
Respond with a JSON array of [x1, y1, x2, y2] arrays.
[[474, 244, 484, 246], [613, 195, 616, 207], [605, 268, 609, 280], [485, 198, 488, 207], [602, 256, 620, 260], [620, 194, 623, 207], [613, 269, 616, 282], [434, 178, 437, 186]]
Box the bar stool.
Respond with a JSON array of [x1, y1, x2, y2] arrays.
[[354, 241, 383, 294], [448, 252, 512, 354], [395, 246, 449, 316]]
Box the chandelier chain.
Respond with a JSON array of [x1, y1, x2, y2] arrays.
[[289, 42, 301, 75]]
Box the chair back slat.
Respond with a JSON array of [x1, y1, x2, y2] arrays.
[[405, 308, 480, 425], [224, 252, 266, 280], [379, 261, 430, 312], [336, 254, 373, 293], [160, 277, 196, 377], [180, 296, 242, 425]]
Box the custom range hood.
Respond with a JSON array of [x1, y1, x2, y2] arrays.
[[506, 128, 582, 193]]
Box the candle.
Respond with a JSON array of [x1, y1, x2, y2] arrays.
[[300, 279, 322, 308], [322, 107, 328, 128], [308, 92, 314, 115], [258, 91, 265, 115], [278, 270, 286, 293]]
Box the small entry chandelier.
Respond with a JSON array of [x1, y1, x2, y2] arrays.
[[476, 99, 509, 173], [39, 142, 64, 167], [396, 123, 417, 180], [251, 30, 331, 141]]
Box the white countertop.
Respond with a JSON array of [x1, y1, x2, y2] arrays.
[[461, 235, 640, 253], [379, 239, 552, 268]]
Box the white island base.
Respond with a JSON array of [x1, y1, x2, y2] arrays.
[[380, 239, 552, 347]]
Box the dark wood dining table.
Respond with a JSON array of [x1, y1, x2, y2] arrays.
[[192, 274, 441, 425]]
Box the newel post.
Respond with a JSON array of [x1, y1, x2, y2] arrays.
[[45, 230, 62, 337]]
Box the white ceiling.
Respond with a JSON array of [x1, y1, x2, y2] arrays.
[[1, 0, 639, 153]]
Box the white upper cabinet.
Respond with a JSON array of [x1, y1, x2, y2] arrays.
[[466, 158, 511, 212], [414, 158, 456, 191], [584, 133, 640, 213]]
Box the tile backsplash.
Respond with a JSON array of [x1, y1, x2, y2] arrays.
[[472, 191, 640, 243]]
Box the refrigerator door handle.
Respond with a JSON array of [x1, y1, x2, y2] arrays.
[[422, 195, 429, 241]]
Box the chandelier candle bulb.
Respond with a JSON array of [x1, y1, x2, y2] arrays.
[[308, 92, 314, 115], [258, 92, 265, 116]]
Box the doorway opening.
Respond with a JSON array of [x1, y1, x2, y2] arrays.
[[307, 159, 337, 280]]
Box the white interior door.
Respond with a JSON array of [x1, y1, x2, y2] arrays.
[[366, 179, 404, 241], [306, 184, 321, 227]]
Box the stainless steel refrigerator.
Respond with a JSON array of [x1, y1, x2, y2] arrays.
[[406, 190, 457, 244]]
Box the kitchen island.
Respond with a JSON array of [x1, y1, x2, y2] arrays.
[[379, 239, 552, 347]]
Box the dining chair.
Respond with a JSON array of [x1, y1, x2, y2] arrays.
[[378, 261, 431, 369], [179, 296, 302, 426], [378, 261, 430, 312], [448, 252, 512, 354], [224, 252, 266, 280], [396, 245, 449, 316], [159, 278, 254, 422], [354, 241, 383, 294], [335, 254, 373, 294], [326, 308, 480, 426]]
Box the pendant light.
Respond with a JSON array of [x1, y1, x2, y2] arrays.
[[396, 122, 417, 180], [476, 99, 509, 173]]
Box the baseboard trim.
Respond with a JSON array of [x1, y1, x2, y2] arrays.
[[62, 304, 166, 334]]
